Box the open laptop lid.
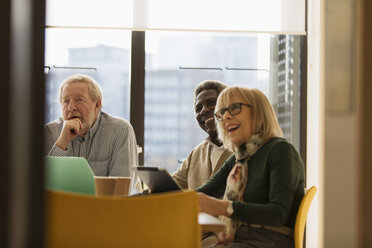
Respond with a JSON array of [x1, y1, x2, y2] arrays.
[[45, 156, 95, 195], [131, 166, 182, 193]]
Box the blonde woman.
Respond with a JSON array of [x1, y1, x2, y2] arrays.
[[197, 87, 305, 248]]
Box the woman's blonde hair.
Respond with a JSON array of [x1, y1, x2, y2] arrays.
[[59, 74, 103, 104], [215, 86, 283, 152]]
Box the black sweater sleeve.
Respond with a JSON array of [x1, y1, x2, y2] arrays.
[[196, 154, 236, 198]]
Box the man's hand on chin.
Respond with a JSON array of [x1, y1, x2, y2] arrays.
[[56, 118, 83, 150]]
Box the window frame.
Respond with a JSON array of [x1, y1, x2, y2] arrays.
[[43, 26, 308, 168], [129, 30, 308, 168]]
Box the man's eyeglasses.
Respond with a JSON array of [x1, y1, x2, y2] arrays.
[[214, 103, 251, 121]]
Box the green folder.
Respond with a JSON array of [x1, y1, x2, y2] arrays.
[[45, 156, 95, 195]]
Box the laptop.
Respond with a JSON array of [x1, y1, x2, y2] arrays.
[[45, 156, 95, 195], [131, 166, 182, 193]]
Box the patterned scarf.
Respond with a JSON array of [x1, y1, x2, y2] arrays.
[[218, 134, 263, 244]]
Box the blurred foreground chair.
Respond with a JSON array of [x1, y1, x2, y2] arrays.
[[294, 186, 317, 248], [45, 189, 201, 248]]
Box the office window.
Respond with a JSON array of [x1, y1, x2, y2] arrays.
[[45, 0, 305, 172], [144, 31, 303, 173], [44, 29, 131, 123]]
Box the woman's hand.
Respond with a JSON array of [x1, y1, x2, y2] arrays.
[[217, 229, 235, 246], [197, 193, 229, 216]]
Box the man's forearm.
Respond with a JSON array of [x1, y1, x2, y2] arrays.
[[55, 137, 69, 151]]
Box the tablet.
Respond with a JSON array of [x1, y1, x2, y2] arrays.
[[131, 166, 182, 193]]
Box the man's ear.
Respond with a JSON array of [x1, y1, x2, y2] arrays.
[[95, 99, 102, 111]]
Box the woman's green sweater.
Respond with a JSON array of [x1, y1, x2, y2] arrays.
[[197, 137, 305, 228]]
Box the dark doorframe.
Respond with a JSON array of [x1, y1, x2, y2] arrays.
[[359, 0, 372, 246], [0, 0, 11, 246], [2, 0, 46, 247]]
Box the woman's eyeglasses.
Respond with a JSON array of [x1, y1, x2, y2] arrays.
[[214, 103, 251, 121]]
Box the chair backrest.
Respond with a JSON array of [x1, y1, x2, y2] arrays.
[[45, 156, 95, 195], [45, 189, 201, 248], [294, 186, 317, 248]]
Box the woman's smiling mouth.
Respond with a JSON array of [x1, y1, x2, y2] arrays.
[[227, 124, 240, 134]]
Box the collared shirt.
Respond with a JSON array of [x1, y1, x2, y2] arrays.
[[172, 137, 233, 190], [44, 111, 138, 177]]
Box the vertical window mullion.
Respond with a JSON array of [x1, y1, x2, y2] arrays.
[[130, 31, 145, 165], [300, 35, 307, 171]]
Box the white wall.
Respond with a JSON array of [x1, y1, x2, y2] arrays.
[[306, 0, 324, 247]]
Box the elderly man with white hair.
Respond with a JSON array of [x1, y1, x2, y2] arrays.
[[44, 74, 138, 179]]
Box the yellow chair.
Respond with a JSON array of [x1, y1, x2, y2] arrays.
[[294, 186, 318, 248], [45, 190, 201, 248]]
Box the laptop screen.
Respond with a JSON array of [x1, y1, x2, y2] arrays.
[[45, 156, 95, 195]]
